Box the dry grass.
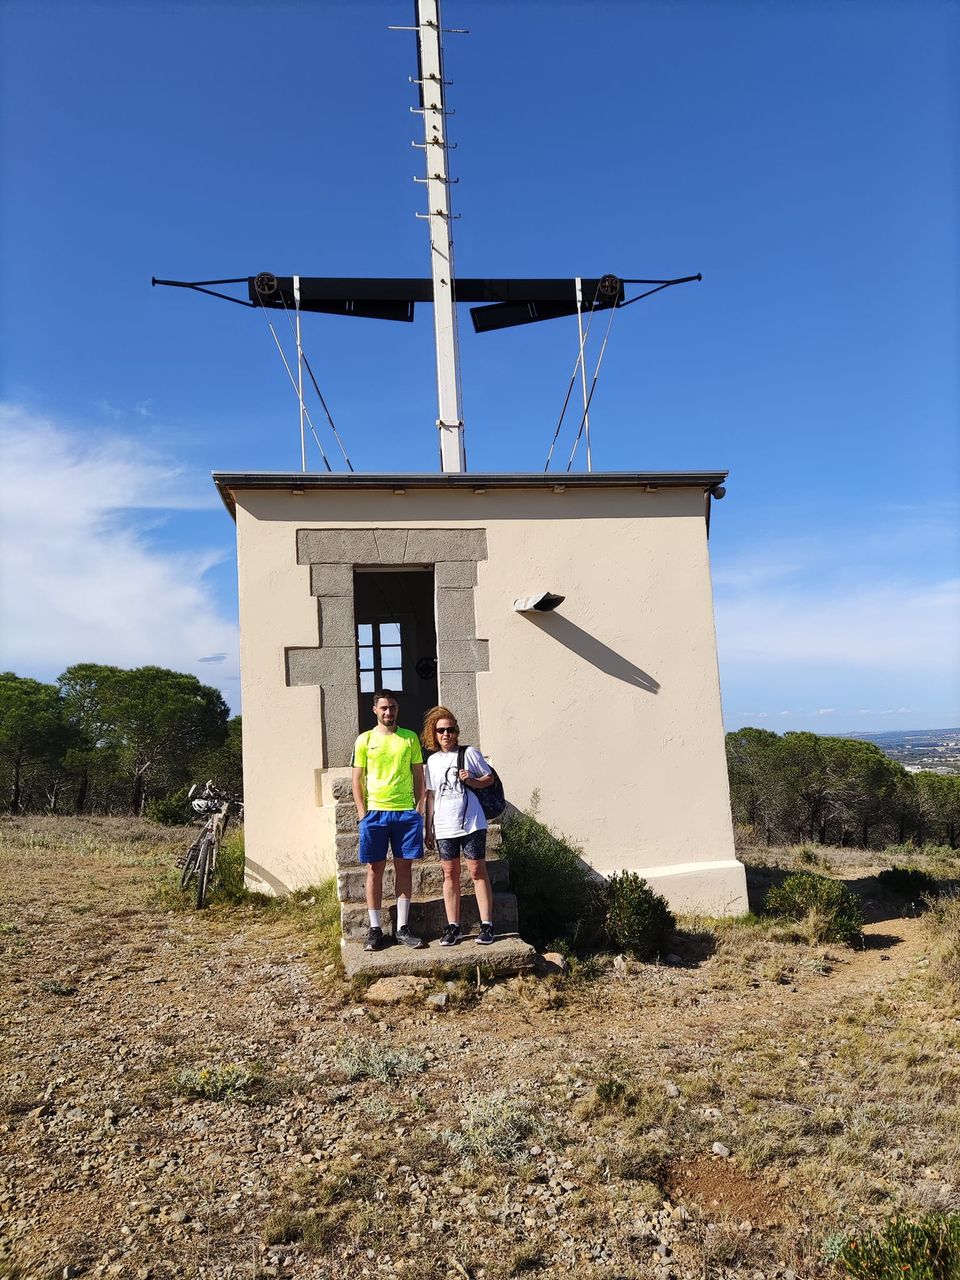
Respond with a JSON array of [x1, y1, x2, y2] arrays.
[[926, 893, 960, 1004], [4, 818, 960, 1280]]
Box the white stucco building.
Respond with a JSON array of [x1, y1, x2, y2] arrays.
[[214, 468, 747, 917]]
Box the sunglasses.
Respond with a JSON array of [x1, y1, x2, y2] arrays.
[[436, 726, 459, 735]]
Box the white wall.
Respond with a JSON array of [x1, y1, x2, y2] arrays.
[[231, 484, 746, 914]]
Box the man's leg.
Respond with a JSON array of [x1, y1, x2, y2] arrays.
[[391, 811, 423, 946], [360, 813, 389, 950], [365, 861, 386, 913]]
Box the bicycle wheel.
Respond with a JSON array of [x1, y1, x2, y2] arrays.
[[180, 838, 203, 890], [195, 835, 214, 909]]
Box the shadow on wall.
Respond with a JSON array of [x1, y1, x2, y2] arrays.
[[527, 614, 660, 693]]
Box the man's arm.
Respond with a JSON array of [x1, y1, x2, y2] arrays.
[[412, 762, 425, 812], [352, 767, 366, 820]]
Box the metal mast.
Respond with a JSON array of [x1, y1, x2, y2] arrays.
[[414, 0, 465, 472]]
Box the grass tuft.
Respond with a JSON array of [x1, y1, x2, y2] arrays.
[[172, 1061, 261, 1101], [443, 1088, 549, 1162], [335, 1041, 427, 1083]]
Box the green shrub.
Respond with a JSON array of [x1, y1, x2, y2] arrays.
[[876, 866, 939, 899], [837, 1212, 960, 1280], [765, 872, 864, 946], [602, 871, 675, 958], [146, 787, 191, 826], [883, 841, 957, 861], [502, 798, 603, 951], [211, 827, 247, 900]]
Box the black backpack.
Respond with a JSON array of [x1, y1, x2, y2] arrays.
[[457, 745, 506, 820]]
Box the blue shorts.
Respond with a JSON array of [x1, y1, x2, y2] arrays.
[[436, 830, 487, 861], [358, 810, 424, 864]]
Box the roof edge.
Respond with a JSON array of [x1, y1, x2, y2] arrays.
[[212, 470, 729, 518]]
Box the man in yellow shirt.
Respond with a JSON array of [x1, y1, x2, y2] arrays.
[[352, 690, 425, 951]]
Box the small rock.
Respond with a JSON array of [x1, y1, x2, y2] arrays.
[[363, 976, 431, 1006], [425, 992, 448, 1010], [540, 952, 568, 975], [711, 1142, 731, 1159], [612, 955, 628, 972], [665, 953, 683, 966]]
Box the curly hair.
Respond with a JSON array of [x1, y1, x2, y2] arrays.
[[421, 704, 459, 753]]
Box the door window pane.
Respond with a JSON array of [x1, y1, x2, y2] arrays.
[[383, 670, 403, 690], [357, 624, 373, 645], [359, 647, 374, 671], [359, 671, 375, 693], [381, 646, 402, 668], [380, 622, 401, 645]]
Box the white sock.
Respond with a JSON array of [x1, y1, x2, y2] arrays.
[[397, 896, 411, 929], [368, 909, 381, 929], [481, 921, 493, 928]]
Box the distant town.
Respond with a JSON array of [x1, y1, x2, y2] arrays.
[[834, 728, 960, 775]]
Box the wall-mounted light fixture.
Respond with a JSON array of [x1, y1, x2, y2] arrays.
[[513, 591, 565, 613]]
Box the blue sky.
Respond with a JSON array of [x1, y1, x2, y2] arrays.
[[1, 0, 957, 731]]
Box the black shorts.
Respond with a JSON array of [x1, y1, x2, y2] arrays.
[[436, 830, 487, 861]]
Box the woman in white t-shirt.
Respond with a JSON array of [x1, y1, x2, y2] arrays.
[[422, 706, 497, 946]]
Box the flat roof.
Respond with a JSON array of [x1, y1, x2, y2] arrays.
[[212, 470, 729, 518]]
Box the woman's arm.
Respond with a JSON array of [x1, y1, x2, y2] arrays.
[[424, 788, 436, 848], [459, 770, 494, 789], [459, 747, 494, 789]]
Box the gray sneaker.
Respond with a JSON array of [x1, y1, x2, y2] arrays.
[[439, 923, 462, 947], [363, 926, 385, 952], [477, 922, 495, 945], [397, 925, 422, 949]]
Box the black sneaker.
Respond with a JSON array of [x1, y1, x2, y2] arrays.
[[363, 926, 385, 952], [439, 923, 462, 947], [477, 922, 495, 945], [397, 925, 422, 949]]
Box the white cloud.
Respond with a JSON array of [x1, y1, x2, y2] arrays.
[[716, 576, 960, 669], [0, 405, 239, 695], [818, 708, 835, 715]]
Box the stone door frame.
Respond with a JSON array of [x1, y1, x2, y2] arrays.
[[286, 527, 489, 764]]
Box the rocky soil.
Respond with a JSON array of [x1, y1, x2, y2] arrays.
[[1, 817, 957, 1280]]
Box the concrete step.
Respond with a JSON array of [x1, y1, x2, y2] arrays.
[[340, 890, 518, 943], [337, 855, 510, 904], [342, 932, 537, 980]]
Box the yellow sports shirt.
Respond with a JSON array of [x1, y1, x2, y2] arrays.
[[353, 728, 423, 810]]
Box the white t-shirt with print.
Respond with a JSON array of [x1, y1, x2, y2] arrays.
[[425, 747, 492, 838]]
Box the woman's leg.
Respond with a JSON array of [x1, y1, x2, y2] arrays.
[[441, 853, 461, 925], [466, 857, 493, 923]]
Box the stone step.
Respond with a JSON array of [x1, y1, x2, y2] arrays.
[[335, 821, 501, 869], [342, 932, 537, 980], [337, 855, 510, 904], [340, 891, 518, 943]]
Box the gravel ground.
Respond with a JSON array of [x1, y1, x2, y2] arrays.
[[1, 816, 957, 1280]]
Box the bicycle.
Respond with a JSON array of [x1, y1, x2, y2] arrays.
[[179, 780, 243, 909]]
